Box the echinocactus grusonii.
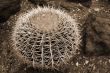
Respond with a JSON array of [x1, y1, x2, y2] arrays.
[[12, 6, 81, 70]]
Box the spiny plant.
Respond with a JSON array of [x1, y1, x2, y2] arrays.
[[12, 6, 81, 70]]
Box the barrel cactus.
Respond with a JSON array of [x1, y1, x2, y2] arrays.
[[12, 7, 81, 70]]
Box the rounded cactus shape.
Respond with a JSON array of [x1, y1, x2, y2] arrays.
[[12, 7, 81, 70]]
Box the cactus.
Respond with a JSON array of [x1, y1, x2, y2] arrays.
[[12, 7, 81, 70]]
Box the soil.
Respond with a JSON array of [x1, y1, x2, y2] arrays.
[[0, 0, 110, 73]]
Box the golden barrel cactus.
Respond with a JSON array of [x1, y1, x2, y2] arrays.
[[12, 7, 81, 70]]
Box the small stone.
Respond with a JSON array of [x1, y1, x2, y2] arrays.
[[94, 8, 100, 12], [76, 62, 79, 67], [85, 60, 89, 64], [109, 60, 110, 63]]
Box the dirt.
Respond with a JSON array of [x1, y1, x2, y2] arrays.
[[0, 0, 110, 73]]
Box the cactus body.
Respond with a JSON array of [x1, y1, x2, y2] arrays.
[[12, 7, 81, 70]]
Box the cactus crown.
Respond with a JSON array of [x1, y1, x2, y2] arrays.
[[12, 7, 81, 70]]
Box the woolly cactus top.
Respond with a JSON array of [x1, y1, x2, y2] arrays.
[[12, 7, 81, 70]]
